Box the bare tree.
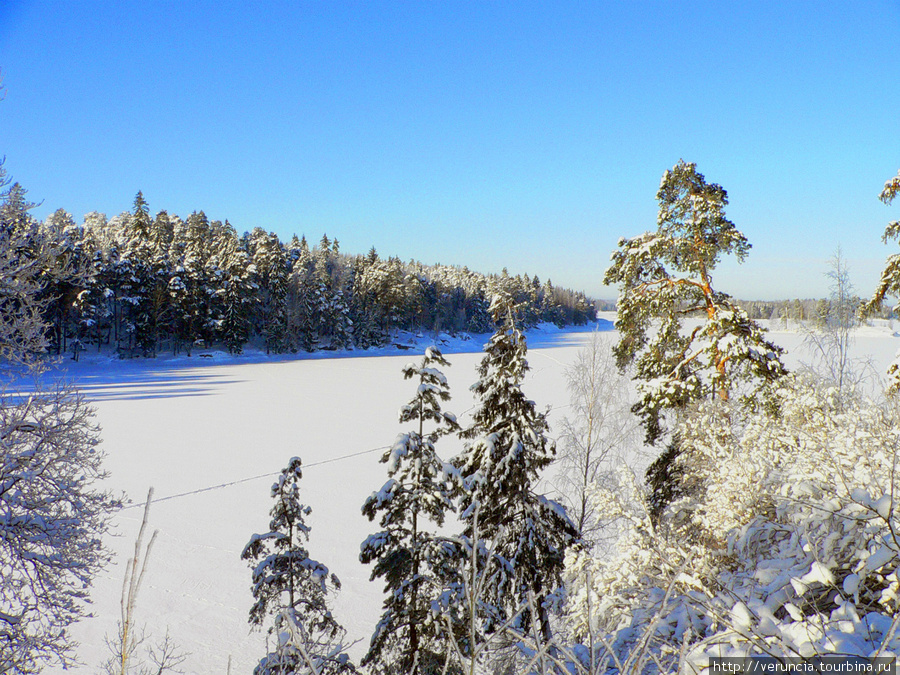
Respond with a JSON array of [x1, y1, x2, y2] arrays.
[[0, 160, 120, 672], [802, 248, 872, 398], [0, 384, 120, 672], [553, 332, 642, 550]]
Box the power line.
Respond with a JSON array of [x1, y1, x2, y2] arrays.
[[120, 402, 574, 511], [121, 444, 391, 510]]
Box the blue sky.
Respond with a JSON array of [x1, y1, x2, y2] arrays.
[[1, 1, 898, 301]]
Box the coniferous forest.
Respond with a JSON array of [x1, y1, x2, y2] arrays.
[[4, 185, 595, 361]]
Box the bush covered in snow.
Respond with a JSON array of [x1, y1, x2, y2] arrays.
[[565, 373, 900, 670]]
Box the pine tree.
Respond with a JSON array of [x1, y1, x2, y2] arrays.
[[242, 457, 356, 675], [604, 160, 786, 444], [860, 168, 900, 390], [360, 347, 460, 675], [452, 294, 577, 644]]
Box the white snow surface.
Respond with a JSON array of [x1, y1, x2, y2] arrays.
[[25, 314, 900, 673]]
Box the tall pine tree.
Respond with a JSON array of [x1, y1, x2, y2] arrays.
[[605, 160, 786, 444]]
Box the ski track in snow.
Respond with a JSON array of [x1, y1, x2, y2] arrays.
[[25, 314, 900, 674]]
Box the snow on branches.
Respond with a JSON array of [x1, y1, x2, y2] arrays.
[[453, 294, 577, 644], [860, 168, 900, 392], [604, 160, 786, 444], [360, 347, 459, 675], [565, 374, 900, 666], [0, 161, 120, 673], [0, 386, 120, 673], [243, 457, 355, 675]]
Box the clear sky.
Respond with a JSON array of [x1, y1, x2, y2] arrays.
[[1, 1, 898, 301]]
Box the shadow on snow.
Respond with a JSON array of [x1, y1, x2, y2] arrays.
[[2, 319, 614, 402]]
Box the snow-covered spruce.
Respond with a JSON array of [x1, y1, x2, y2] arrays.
[[360, 346, 461, 675], [243, 457, 357, 675], [246, 227, 291, 355], [452, 294, 578, 648]]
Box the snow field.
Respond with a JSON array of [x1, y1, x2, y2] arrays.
[[39, 316, 900, 673], [42, 326, 592, 673]]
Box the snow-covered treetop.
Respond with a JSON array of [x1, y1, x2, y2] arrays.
[[861, 169, 900, 329], [604, 160, 785, 443], [397, 346, 459, 438]]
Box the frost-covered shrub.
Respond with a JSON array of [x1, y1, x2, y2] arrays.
[[565, 373, 900, 668]]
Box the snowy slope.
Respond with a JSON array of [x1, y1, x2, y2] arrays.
[[35, 316, 900, 674]]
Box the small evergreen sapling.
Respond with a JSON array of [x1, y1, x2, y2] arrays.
[[242, 457, 356, 675], [360, 346, 460, 675]]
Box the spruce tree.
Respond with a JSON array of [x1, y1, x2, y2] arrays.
[[248, 229, 290, 354], [39, 209, 87, 356], [326, 288, 353, 350], [289, 244, 321, 351], [216, 229, 255, 354], [114, 193, 156, 353], [360, 347, 460, 675], [242, 457, 355, 675], [453, 294, 577, 644], [349, 256, 389, 348], [145, 210, 176, 355], [182, 211, 214, 350]]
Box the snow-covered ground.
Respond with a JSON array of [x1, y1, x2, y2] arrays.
[[34, 314, 900, 674]]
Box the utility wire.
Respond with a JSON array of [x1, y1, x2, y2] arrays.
[[121, 401, 574, 511], [121, 444, 391, 510]]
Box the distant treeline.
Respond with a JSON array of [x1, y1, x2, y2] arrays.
[[9, 190, 596, 358], [594, 298, 895, 322], [735, 297, 895, 323]]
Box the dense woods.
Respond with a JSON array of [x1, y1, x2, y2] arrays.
[[7, 189, 595, 360]]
